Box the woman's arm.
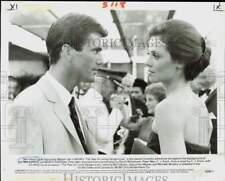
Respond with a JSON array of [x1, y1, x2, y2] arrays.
[[155, 101, 187, 154]]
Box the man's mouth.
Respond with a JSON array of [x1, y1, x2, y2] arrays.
[[92, 68, 98, 75]]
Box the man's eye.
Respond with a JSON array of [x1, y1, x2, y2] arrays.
[[93, 48, 101, 54], [94, 50, 99, 54]]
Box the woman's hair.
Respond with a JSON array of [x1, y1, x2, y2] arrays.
[[148, 19, 211, 81], [145, 83, 166, 102]]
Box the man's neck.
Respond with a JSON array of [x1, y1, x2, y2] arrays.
[[49, 66, 78, 93]]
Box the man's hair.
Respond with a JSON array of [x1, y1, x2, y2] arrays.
[[133, 78, 147, 93], [46, 13, 107, 64]]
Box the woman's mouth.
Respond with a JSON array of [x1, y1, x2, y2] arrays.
[[148, 70, 155, 75]]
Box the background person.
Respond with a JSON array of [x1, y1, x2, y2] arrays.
[[114, 73, 148, 154], [78, 69, 125, 154], [131, 78, 148, 103], [191, 66, 217, 153]]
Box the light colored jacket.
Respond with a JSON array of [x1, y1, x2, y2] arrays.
[[8, 74, 98, 154]]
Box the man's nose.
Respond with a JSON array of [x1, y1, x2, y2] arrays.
[[96, 55, 104, 66]]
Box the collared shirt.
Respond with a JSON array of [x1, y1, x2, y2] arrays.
[[45, 72, 72, 107], [45, 72, 85, 138]]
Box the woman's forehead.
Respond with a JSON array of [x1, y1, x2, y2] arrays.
[[148, 36, 167, 52]]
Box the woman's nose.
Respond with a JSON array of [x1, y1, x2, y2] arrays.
[[146, 56, 153, 67]]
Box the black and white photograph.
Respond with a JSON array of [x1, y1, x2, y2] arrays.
[[2, 2, 224, 156], [2, 2, 225, 181]]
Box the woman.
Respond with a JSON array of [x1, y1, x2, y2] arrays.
[[145, 83, 166, 116], [138, 83, 166, 142], [146, 19, 213, 154]]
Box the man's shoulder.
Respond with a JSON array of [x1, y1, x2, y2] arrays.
[[14, 83, 45, 107]]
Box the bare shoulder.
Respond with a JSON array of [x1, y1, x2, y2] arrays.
[[156, 98, 188, 116], [155, 98, 188, 130]]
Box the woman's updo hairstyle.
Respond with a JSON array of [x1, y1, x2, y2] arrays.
[[148, 19, 211, 81]]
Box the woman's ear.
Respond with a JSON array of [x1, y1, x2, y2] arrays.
[[175, 62, 184, 71]]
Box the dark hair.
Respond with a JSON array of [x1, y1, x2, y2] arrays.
[[145, 83, 166, 102], [46, 13, 107, 64], [148, 19, 211, 81], [133, 78, 147, 93]]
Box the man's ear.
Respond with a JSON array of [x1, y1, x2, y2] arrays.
[[61, 44, 73, 61]]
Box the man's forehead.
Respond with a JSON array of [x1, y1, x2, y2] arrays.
[[87, 32, 102, 40], [84, 32, 103, 48], [132, 87, 142, 92]]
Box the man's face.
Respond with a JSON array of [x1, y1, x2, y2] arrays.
[[8, 78, 21, 100], [70, 33, 104, 82], [121, 83, 132, 95], [121, 75, 134, 96], [79, 82, 92, 93], [131, 87, 144, 101], [190, 73, 207, 94]]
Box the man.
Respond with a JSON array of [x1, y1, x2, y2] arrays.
[[8, 76, 21, 100], [74, 82, 92, 99], [191, 66, 217, 153], [113, 73, 148, 154], [78, 68, 127, 154], [190, 66, 216, 102], [8, 13, 107, 154], [131, 78, 147, 103]]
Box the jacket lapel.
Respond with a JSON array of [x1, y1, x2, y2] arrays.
[[53, 101, 84, 151], [37, 74, 85, 153]]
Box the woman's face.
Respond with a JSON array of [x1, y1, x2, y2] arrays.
[[145, 94, 159, 114], [146, 36, 177, 84]]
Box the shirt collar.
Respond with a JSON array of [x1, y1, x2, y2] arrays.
[[45, 71, 72, 107]]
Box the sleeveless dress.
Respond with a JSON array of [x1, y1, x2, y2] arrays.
[[147, 132, 210, 154]]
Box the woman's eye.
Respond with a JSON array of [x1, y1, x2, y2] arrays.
[[147, 52, 160, 60], [152, 54, 160, 60]]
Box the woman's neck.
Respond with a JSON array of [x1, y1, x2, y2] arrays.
[[163, 78, 190, 96]]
